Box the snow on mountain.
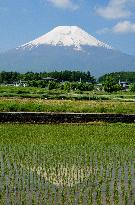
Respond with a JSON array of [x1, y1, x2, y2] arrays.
[[1, 26, 135, 76], [17, 26, 112, 51]]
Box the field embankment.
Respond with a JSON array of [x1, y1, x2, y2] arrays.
[[0, 112, 135, 123]]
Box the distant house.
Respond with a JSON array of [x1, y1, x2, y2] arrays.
[[119, 80, 129, 90], [15, 80, 28, 87], [1, 80, 28, 87], [5, 83, 15, 87], [95, 83, 103, 91], [42, 77, 57, 82]]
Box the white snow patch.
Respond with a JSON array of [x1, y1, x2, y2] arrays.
[[17, 26, 112, 51]]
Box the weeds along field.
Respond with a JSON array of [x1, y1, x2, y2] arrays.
[[0, 98, 135, 113], [0, 86, 135, 101], [0, 86, 135, 113], [0, 123, 135, 204]]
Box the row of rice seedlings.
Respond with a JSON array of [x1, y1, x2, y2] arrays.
[[0, 144, 135, 204]]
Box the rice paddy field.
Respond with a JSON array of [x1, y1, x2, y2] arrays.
[[0, 123, 135, 204]]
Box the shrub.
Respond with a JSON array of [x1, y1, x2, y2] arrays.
[[130, 83, 135, 92], [103, 76, 122, 93], [48, 81, 58, 90]]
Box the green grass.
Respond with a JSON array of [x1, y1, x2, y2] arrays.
[[1, 123, 135, 146], [0, 123, 135, 204], [1, 86, 135, 101], [0, 86, 135, 114], [0, 97, 135, 113]]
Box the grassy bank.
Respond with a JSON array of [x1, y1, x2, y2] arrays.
[[0, 97, 135, 113]]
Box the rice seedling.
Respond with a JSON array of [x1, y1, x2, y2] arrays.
[[0, 123, 135, 204]]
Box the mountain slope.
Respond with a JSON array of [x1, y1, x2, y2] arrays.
[[18, 26, 112, 51], [0, 26, 135, 76]]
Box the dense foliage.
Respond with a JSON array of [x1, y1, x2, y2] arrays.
[[27, 80, 94, 91], [0, 70, 95, 83], [1, 123, 135, 204], [102, 76, 122, 93], [99, 71, 135, 84], [130, 83, 135, 92], [0, 71, 20, 84]]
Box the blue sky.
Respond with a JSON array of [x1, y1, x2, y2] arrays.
[[0, 0, 135, 55]]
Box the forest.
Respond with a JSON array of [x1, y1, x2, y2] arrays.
[[0, 70, 95, 84], [98, 71, 135, 83]]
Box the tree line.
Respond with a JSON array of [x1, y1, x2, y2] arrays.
[[98, 72, 135, 84], [1, 70, 135, 92], [0, 70, 96, 84]]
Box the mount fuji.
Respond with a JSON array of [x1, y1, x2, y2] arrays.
[[0, 26, 135, 76]]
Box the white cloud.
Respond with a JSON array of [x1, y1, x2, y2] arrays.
[[47, 0, 79, 10], [112, 21, 135, 33], [97, 21, 135, 34], [96, 28, 110, 34], [96, 0, 135, 19]]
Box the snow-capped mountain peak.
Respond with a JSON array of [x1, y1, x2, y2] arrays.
[[18, 26, 112, 50], [1, 26, 135, 76]]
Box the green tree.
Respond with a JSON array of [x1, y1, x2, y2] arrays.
[[77, 82, 94, 91], [48, 81, 58, 90], [98, 71, 135, 84], [70, 82, 78, 91], [130, 83, 135, 92], [103, 76, 121, 93], [0, 71, 20, 83], [64, 82, 71, 92]]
